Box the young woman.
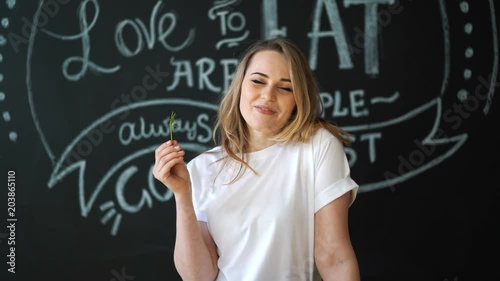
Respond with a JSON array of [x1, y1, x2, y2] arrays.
[[153, 37, 360, 281]]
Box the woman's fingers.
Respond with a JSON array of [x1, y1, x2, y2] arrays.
[[153, 140, 186, 183], [154, 140, 176, 162], [155, 141, 178, 165], [152, 140, 191, 195], [157, 150, 184, 173]]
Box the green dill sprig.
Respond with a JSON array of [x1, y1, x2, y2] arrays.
[[169, 111, 177, 141]]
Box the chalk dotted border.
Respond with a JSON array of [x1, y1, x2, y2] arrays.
[[458, 1, 475, 102], [1, 0, 18, 150]]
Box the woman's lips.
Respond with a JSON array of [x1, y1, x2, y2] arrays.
[[254, 105, 276, 115]]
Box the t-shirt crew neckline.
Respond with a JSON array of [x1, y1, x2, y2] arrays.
[[247, 142, 282, 160]]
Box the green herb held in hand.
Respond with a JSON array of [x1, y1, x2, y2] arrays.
[[169, 111, 177, 141]]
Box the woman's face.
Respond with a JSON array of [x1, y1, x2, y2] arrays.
[[239, 50, 297, 139]]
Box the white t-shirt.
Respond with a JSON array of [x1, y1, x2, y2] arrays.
[[187, 128, 358, 281]]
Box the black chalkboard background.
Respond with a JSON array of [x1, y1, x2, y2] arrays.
[[1, 0, 499, 280]]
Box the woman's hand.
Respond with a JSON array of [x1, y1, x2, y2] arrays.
[[153, 140, 190, 195]]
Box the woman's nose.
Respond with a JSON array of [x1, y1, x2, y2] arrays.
[[261, 86, 276, 101]]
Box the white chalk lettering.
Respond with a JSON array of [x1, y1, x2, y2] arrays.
[[167, 57, 238, 94]]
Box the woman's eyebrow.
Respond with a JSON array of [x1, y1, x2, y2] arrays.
[[250, 72, 291, 82]]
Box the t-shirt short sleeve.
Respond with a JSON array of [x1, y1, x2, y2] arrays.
[[187, 157, 210, 222], [313, 130, 358, 213]]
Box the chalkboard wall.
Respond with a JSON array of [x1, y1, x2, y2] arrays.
[[1, 0, 499, 280]]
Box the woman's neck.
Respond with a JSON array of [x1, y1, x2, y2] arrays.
[[247, 133, 277, 152]]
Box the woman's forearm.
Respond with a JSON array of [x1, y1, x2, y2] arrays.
[[316, 251, 360, 281], [173, 191, 218, 281]]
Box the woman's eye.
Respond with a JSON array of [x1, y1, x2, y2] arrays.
[[251, 79, 264, 84], [280, 87, 293, 92]]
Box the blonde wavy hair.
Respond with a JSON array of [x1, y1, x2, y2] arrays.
[[213, 37, 351, 182]]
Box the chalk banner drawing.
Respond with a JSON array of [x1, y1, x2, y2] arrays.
[[21, 0, 497, 236]]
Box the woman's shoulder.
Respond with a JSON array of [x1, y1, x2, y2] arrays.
[[311, 127, 344, 146]]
